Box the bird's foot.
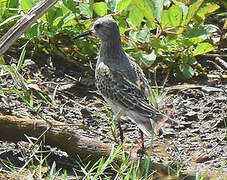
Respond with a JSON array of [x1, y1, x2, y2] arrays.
[[137, 146, 146, 158]]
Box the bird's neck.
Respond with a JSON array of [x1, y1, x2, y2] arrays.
[[98, 38, 138, 83], [100, 39, 126, 63]]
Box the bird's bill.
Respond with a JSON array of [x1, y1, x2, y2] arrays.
[[73, 30, 93, 39]]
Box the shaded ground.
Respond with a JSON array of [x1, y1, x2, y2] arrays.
[[0, 46, 226, 179]]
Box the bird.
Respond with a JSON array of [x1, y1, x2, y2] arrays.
[[74, 16, 177, 146]]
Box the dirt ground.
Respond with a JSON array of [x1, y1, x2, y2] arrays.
[[0, 9, 227, 179], [0, 45, 226, 179]]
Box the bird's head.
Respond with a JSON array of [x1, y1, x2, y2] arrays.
[[92, 17, 120, 41], [74, 17, 120, 42]]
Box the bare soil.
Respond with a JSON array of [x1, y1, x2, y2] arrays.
[[0, 47, 226, 179]]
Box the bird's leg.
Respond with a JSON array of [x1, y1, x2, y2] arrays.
[[139, 129, 145, 149], [113, 110, 124, 144], [138, 129, 146, 156], [117, 121, 124, 143]]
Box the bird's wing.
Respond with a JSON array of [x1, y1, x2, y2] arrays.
[[96, 62, 178, 135], [96, 62, 159, 118], [127, 56, 151, 97]]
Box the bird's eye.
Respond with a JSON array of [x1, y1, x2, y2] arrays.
[[95, 23, 102, 29]]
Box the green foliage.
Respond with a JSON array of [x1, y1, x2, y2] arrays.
[[114, 0, 219, 79], [129, 5, 143, 26], [21, 0, 36, 13], [0, 0, 221, 79], [192, 42, 214, 56], [93, 2, 107, 16], [183, 0, 204, 26]]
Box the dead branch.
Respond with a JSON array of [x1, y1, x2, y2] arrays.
[[0, 115, 196, 178], [0, 0, 59, 56], [0, 115, 117, 163]]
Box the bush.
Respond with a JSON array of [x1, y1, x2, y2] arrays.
[[0, 0, 222, 79]]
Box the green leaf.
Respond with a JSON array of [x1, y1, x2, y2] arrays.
[[193, 42, 214, 56], [0, 0, 7, 16], [118, 17, 127, 34], [63, 0, 78, 13], [6, 65, 27, 90], [141, 51, 156, 66], [21, 0, 34, 13], [188, 37, 205, 44], [179, 64, 195, 79], [180, 39, 193, 46], [150, 39, 166, 49], [132, 0, 163, 23], [129, 5, 143, 26], [136, 25, 150, 42], [29, 92, 34, 107], [186, 25, 217, 39], [134, 0, 163, 21], [183, 0, 204, 26], [224, 17, 227, 29], [168, 5, 182, 26], [179, 4, 188, 22], [151, 0, 164, 21], [0, 14, 21, 27], [204, 24, 219, 33], [55, 12, 75, 28], [107, 0, 117, 12], [117, 0, 132, 12], [79, 2, 92, 18], [8, 0, 19, 9], [161, 10, 170, 28], [217, 12, 227, 17], [0, 56, 5, 65], [46, 6, 63, 26], [196, 3, 220, 24], [132, 0, 154, 22], [25, 22, 41, 38], [17, 44, 27, 72], [93, 2, 107, 16], [129, 29, 137, 40], [182, 55, 196, 65]]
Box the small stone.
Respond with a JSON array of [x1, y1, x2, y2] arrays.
[[201, 86, 223, 93], [185, 111, 198, 121]]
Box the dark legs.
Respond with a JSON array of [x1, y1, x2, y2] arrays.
[[117, 121, 124, 143], [113, 110, 124, 144], [139, 129, 145, 150], [113, 110, 146, 155], [138, 129, 146, 156]]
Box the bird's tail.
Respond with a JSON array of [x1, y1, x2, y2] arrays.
[[135, 113, 178, 136], [155, 113, 178, 135], [127, 109, 178, 136]]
